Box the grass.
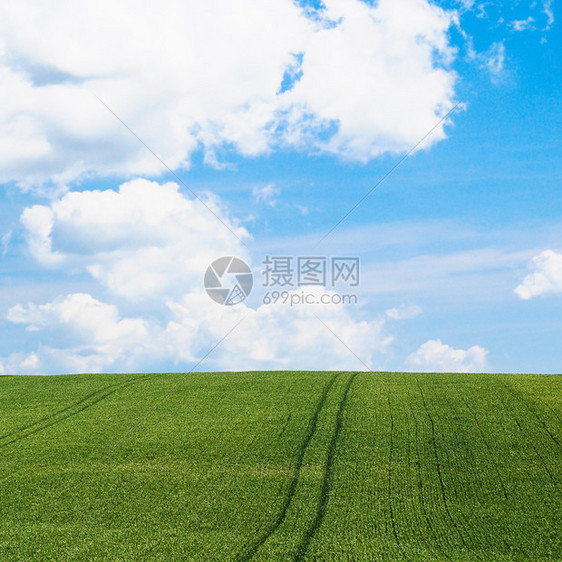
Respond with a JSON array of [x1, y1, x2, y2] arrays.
[[0, 371, 560, 560]]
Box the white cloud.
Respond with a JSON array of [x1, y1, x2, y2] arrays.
[[385, 304, 422, 320], [20, 205, 64, 266], [5, 288, 415, 373], [19, 352, 40, 371], [165, 287, 401, 371], [515, 250, 562, 300], [276, 0, 458, 161], [511, 17, 535, 31], [14, 175, 425, 373], [253, 184, 280, 207], [7, 293, 156, 373], [0, 353, 43, 375], [543, 0, 554, 28], [8, 293, 147, 340], [1, 230, 11, 255], [0, 0, 459, 188], [484, 42, 506, 79], [406, 339, 488, 372], [20, 178, 249, 300], [12, 178, 425, 373], [465, 37, 507, 82]]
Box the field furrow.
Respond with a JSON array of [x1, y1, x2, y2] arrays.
[[416, 380, 472, 552]]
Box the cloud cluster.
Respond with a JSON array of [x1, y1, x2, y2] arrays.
[[515, 250, 562, 300], [406, 339, 488, 372], [20, 178, 248, 300], [165, 287, 400, 371], [7, 293, 154, 373], [6, 288, 407, 373], [0, 0, 458, 188], [7, 178, 420, 374]]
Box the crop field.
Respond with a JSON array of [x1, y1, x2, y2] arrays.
[[0, 371, 560, 560]]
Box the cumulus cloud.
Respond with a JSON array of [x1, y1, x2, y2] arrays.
[[20, 178, 249, 300], [12, 177, 423, 373], [165, 287, 401, 371], [19, 352, 40, 371], [5, 288, 413, 373], [0, 353, 43, 376], [0, 0, 459, 188], [515, 250, 562, 300], [406, 339, 488, 372], [8, 293, 147, 339], [7, 293, 155, 372]]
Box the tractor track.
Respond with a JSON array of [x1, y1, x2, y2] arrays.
[[0, 374, 154, 451], [236, 372, 342, 561], [500, 381, 562, 451], [293, 372, 358, 561]]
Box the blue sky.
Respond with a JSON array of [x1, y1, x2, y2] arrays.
[[0, 0, 560, 374]]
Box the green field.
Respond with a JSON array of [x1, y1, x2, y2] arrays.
[[0, 372, 560, 561]]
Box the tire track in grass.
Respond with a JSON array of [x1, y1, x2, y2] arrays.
[[417, 381, 486, 559], [279, 413, 292, 437], [487, 389, 551, 506], [0, 387, 111, 441], [416, 380, 470, 553], [412, 402, 450, 560], [235, 372, 342, 562], [501, 382, 562, 451], [0, 389, 121, 449], [453, 391, 514, 553], [293, 372, 358, 561], [0, 375, 149, 441], [0, 375, 154, 451]]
